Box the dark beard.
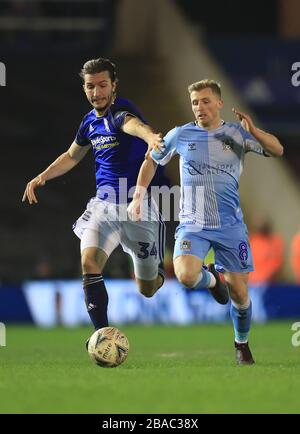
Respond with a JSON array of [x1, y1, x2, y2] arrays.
[[94, 93, 115, 116]]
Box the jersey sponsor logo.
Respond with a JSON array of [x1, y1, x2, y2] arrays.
[[91, 135, 119, 150], [94, 141, 119, 151], [188, 160, 234, 176], [188, 160, 203, 175], [91, 135, 117, 146]]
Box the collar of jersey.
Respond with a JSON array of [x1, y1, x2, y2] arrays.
[[194, 120, 226, 132]]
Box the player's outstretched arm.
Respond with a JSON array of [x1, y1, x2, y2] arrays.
[[22, 142, 90, 204], [127, 157, 158, 221], [122, 115, 164, 154], [233, 108, 284, 157]]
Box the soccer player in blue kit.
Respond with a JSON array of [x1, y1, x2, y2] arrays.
[[128, 79, 283, 364], [22, 57, 165, 334]]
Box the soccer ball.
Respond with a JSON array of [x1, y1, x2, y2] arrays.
[[87, 326, 129, 368]]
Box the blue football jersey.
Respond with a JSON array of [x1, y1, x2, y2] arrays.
[[75, 97, 152, 203], [151, 121, 268, 229]]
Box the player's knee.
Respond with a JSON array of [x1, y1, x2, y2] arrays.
[[140, 288, 155, 298], [225, 273, 249, 304], [230, 290, 249, 306], [81, 253, 100, 274], [138, 281, 156, 298], [227, 283, 249, 305], [175, 270, 197, 288]]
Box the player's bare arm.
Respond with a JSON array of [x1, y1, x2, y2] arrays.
[[127, 157, 158, 221], [233, 108, 284, 157], [122, 115, 163, 155], [22, 142, 90, 204]]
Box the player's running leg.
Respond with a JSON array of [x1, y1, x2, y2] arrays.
[[73, 198, 122, 331], [224, 271, 255, 365], [81, 246, 109, 330], [136, 220, 166, 297], [80, 225, 120, 330], [131, 235, 165, 298], [123, 199, 166, 297], [173, 254, 229, 305]]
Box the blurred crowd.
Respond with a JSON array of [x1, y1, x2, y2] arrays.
[[0, 0, 115, 17], [248, 216, 300, 286], [0, 0, 118, 49]]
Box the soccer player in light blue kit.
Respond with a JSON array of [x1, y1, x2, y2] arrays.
[[128, 80, 283, 364], [22, 58, 165, 337]]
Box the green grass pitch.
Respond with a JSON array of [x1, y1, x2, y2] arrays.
[[0, 322, 299, 414]]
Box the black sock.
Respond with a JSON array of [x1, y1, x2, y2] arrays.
[[83, 273, 108, 330]]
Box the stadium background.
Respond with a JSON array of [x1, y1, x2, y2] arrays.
[[1, 0, 300, 414]]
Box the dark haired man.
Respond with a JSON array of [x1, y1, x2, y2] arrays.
[[23, 57, 165, 335]]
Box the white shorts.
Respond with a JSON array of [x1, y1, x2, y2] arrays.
[[73, 196, 165, 281]]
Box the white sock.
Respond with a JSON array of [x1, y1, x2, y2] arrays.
[[231, 298, 250, 310]]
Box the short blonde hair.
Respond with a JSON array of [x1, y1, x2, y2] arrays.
[[188, 79, 221, 98]]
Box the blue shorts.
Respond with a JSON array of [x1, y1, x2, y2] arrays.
[[173, 223, 253, 273]]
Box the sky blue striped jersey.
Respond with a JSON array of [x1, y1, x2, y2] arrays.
[[151, 121, 267, 229]]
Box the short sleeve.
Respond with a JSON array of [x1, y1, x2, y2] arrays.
[[111, 99, 147, 131], [113, 111, 140, 130], [74, 119, 90, 146], [239, 126, 268, 156]]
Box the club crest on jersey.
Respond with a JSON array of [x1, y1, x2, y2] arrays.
[[188, 143, 197, 151], [222, 140, 233, 151], [181, 240, 191, 251]]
